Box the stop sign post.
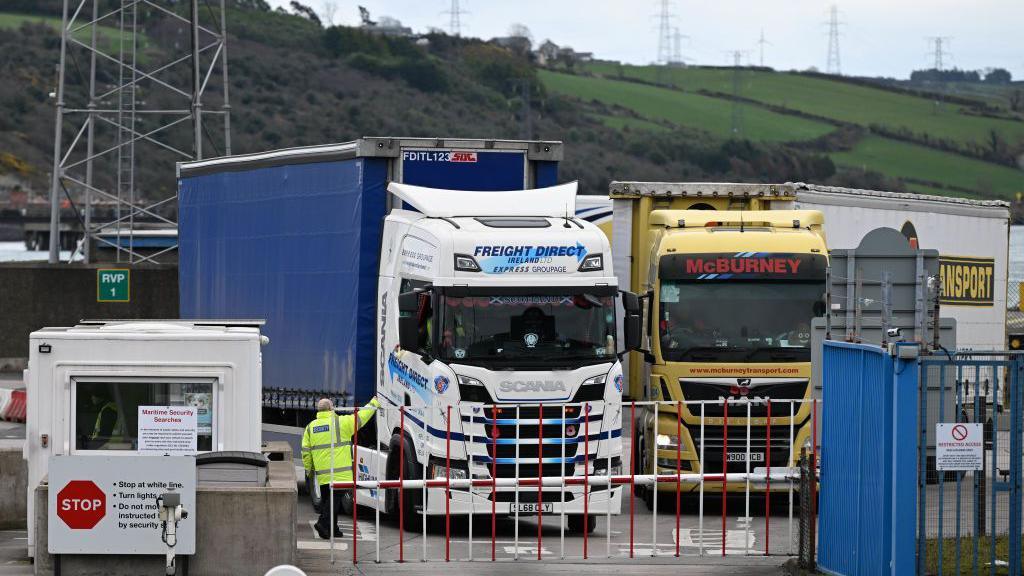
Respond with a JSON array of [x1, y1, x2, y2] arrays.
[[57, 480, 106, 529]]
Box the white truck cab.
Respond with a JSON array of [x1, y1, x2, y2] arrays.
[[355, 182, 641, 531]]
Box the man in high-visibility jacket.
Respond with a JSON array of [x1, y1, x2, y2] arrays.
[[302, 396, 380, 539]]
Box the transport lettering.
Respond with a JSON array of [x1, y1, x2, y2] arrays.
[[498, 380, 567, 393], [939, 257, 995, 306]]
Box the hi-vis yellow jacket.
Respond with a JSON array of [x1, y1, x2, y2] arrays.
[[302, 398, 380, 484]]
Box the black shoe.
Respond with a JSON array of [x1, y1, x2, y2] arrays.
[[332, 526, 345, 537], [314, 524, 330, 540]]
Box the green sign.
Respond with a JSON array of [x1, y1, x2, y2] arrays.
[[97, 269, 130, 302]]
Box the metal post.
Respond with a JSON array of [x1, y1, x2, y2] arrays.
[[48, 1, 71, 263], [83, 0, 98, 264], [190, 0, 203, 159], [219, 0, 232, 155]]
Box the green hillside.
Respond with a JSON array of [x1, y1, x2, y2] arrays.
[[542, 63, 1024, 201]]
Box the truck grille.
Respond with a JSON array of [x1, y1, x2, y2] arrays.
[[481, 405, 583, 478], [686, 423, 797, 474], [679, 380, 808, 418]]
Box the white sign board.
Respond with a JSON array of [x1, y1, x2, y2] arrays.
[[48, 455, 196, 554], [936, 423, 984, 471], [138, 406, 198, 454]]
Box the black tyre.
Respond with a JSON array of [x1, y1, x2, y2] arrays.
[[568, 514, 597, 534], [385, 433, 422, 527]]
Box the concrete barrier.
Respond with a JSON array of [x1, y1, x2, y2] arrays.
[[0, 444, 28, 529], [32, 457, 296, 575]]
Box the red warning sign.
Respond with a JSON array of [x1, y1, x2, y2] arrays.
[[56, 480, 106, 529]]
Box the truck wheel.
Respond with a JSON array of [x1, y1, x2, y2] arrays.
[[568, 514, 596, 534], [385, 433, 421, 527]]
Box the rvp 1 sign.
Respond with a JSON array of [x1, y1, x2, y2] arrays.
[[96, 268, 130, 302], [936, 423, 984, 471]]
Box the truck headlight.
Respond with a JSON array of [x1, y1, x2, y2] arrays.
[[454, 254, 481, 272], [431, 464, 468, 480], [657, 434, 681, 449], [577, 253, 603, 272], [582, 374, 607, 386]]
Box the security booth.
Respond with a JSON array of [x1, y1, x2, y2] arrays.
[[24, 320, 266, 562]]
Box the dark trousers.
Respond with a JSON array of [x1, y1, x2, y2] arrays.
[[316, 484, 343, 533]]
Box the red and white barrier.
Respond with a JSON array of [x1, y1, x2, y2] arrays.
[[0, 388, 26, 422], [322, 398, 819, 564]]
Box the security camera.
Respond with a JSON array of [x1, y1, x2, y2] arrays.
[[886, 328, 902, 338]]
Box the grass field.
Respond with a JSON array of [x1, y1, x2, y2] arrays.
[[540, 69, 833, 142], [832, 135, 1024, 200], [591, 114, 669, 133], [0, 13, 145, 54], [581, 62, 1024, 149], [924, 534, 1018, 575]]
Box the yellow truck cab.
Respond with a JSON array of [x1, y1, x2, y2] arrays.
[[607, 182, 827, 500]]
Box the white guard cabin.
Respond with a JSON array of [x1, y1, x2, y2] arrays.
[[24, 320, 266, 557]]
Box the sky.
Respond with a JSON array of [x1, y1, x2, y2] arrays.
[[267, 0, 1024, 80]]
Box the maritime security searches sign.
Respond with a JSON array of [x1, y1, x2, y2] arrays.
[[473, 243, 588, 274], [48, 455, 196, 554], [939, 256, 995, 307]]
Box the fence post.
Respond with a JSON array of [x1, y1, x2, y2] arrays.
[[890, 344, 918, 576]]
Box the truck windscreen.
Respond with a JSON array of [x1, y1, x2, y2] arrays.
[[439, 293, 616, 368], [658, 281, 825, 362]]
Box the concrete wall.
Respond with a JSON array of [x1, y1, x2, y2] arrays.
[[33, 459, 296, 576], [0, 444, 27, 529], [0, 263, 178, 371]]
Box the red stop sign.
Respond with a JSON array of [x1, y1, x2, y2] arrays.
[[57, 480, 106, 529]]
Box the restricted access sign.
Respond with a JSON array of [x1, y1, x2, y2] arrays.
[[936, 423, 984, 471], [48, 455, 195, 554], [96, 268, 130, 302]]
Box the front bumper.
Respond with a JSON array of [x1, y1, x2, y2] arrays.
[[422, 485, 623, 516]]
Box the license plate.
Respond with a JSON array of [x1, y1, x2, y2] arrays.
[[726, 452, 764, 463], [511, 502, 553, 514]]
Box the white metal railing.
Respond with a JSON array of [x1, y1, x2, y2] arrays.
[[318, 397, 820, 564]]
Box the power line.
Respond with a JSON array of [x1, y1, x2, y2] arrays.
[[756, 28, 772, 68], [654, 0, 673, 65], [443, 0, 467, 37], [926, 36, 953, 70], [825, 4, 842, 75]]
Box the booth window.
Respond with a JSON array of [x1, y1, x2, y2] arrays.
[[74, 380, 214, 451]]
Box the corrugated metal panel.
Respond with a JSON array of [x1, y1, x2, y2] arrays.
[[818, 341, 893, 576], [179, 158, 386, 402]]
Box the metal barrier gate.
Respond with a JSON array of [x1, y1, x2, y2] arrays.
[[317, 398, 820, 564], [918, 353, 1023, 576]]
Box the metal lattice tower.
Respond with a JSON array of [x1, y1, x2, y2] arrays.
[[655, 0, 673, 65], [757, 28, 771, 67], [670, 28, 688, 66], [444, 0, 466, 36], [727, 50, 747, 135], [48, 0, 231, 264], [825, 4, 841, 75], [927, 36, 953, 70]]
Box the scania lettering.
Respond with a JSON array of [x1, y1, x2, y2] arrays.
[[177, 140, 636, 535]]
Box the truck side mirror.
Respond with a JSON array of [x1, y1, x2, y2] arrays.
[[621, 291, 642, 352], [397, 290, 425, 353]]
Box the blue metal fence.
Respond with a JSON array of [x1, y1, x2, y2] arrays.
[[818, 341, 917, 576], [819, 342, 1023, 576]]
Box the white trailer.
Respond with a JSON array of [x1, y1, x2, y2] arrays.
[[24, 320, 266, 557], [780, 183, 1010, 353]]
